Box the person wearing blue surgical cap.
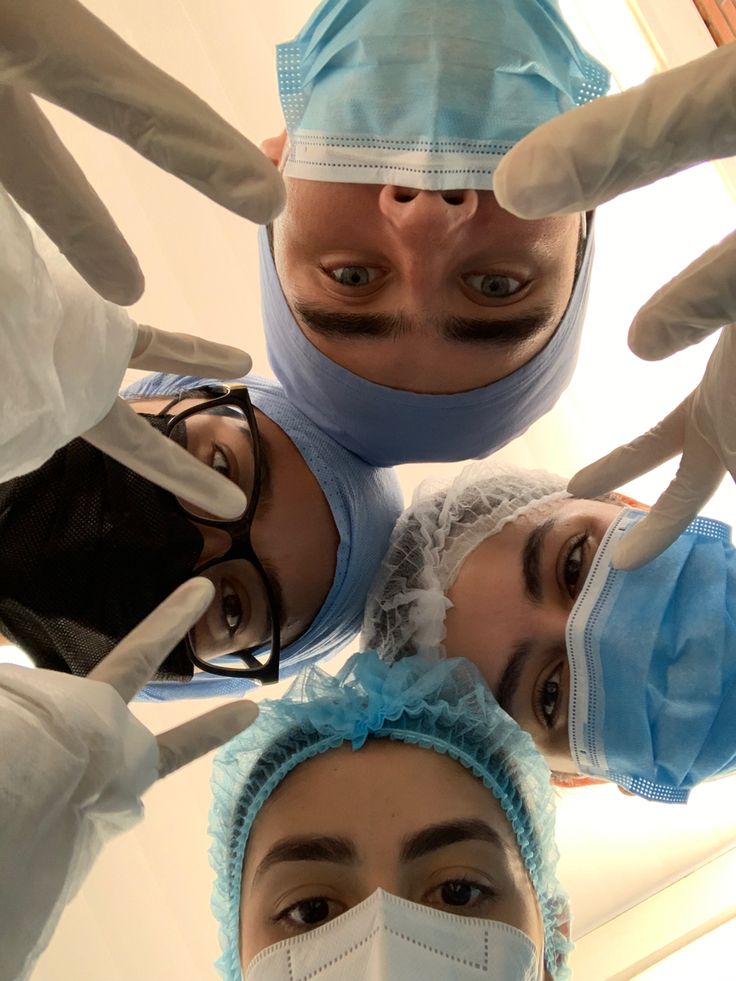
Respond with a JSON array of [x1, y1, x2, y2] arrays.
[[258, 0, 610, 465], [0, 372, 402, 700]]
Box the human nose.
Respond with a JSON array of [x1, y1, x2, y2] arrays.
[[195, 525, 232, 566], [377, 186, 479, 239]]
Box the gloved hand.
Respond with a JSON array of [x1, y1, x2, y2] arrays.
[[0, 577, 258, 981], [0, 0, 289, 519], [1, 185, 253, 518], [87, 577, 259, 778], [494, 44, 736, 568], [0, 0, 285, 304]]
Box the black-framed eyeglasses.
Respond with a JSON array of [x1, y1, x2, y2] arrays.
[[159, 384, 281, 684]]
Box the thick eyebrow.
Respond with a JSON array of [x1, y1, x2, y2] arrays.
[[252, 835, 356, 884], [496, 640, 535, 718], [400, 819, 506, 863], [441, 308, 553, 346], [294, 302, 408, 338], [522, 517, 556, 604], [294, 302, 554, 347]]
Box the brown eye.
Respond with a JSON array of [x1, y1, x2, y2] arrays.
[[563, 534, 588, 599], [220, 582, 243, 634], [540, 667, 561, 725], [441, 881, 475, 906], [288, 898, 330, 925], [211, 445, 230, 478], [277, 896, 346, 931]]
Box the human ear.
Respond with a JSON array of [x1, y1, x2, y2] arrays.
[[550, 773, 608, 789], [260, 130, 288, 168]]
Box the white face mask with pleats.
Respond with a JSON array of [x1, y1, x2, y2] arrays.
[[243, 888, 543, 981]]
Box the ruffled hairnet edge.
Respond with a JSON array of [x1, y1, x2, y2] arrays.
[[209, 653, 572, 980], [362, 462, 570, 662]]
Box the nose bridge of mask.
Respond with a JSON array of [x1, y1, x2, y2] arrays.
[[244, 888, 540, 981], [566, 507, 735, 802], [277, 0, 609, 190]]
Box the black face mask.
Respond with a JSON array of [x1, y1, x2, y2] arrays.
[[0, 415, 204, 680]]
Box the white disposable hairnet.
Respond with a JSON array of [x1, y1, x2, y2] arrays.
[[362, 462, 569, 663]]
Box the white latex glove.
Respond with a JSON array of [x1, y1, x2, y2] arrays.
[[494, 44, 736, 568], [1, 182, 251, 520], [0, 578, 258, 981], [0, 0, 285, 305]]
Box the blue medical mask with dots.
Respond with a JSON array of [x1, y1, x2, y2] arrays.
[[566, 508, 736, 802], [276, 0, 609, 190]]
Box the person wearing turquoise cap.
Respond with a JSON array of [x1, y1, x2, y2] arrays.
[[209, 651, 571, 980], [0, 372, 402, 700], [258, 0, 610, 464]]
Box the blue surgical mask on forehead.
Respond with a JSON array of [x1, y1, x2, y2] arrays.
[[566, 508, 736, 803], [277, 0, 609, 189]]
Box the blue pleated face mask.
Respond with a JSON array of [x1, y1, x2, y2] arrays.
[[566, 508, 736, 803], [277, 0, 609, 189]]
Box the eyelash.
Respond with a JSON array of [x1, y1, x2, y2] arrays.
[[273, 896, 342, 933], [428, 877, 498, 910], [534, 662, 563, 730], [272, 876, 497, 934], [463, 273, 526, 299], [562, 531, 589, 600]]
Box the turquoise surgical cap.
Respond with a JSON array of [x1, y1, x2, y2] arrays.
[[120, 373, 403, 700], [209, 651, 571, 980]]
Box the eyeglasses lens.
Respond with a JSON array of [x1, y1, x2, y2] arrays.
[[170, 404, 276, 673]]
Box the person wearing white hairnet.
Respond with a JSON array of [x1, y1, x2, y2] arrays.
[[494, 43, 736, 570], [363, 460, 736, 805], [0, 0, 285, 519], [0, 579, 259, 981]]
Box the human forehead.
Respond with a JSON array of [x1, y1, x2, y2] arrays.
[[243, 740, 518, 873]]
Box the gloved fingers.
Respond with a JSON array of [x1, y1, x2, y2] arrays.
[[692, 329, 736, 481], [629, 231, 736, 360], [82, 398, 247, 521], [88, 578, 215, 701], [156, 701, 259, 780], [0, 84, 143, 305], [567, 399, 688, 499], [493, 45, 736, 219], [130, 323, 252, 378], [612, 433, 726, 570], [1, 0, 285, 224]]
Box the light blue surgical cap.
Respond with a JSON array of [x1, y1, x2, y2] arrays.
[[263, 225, 595, 465], [209, 651, 571, 981], [277, 0, 609, 189], [120, 373, 403, 700]]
